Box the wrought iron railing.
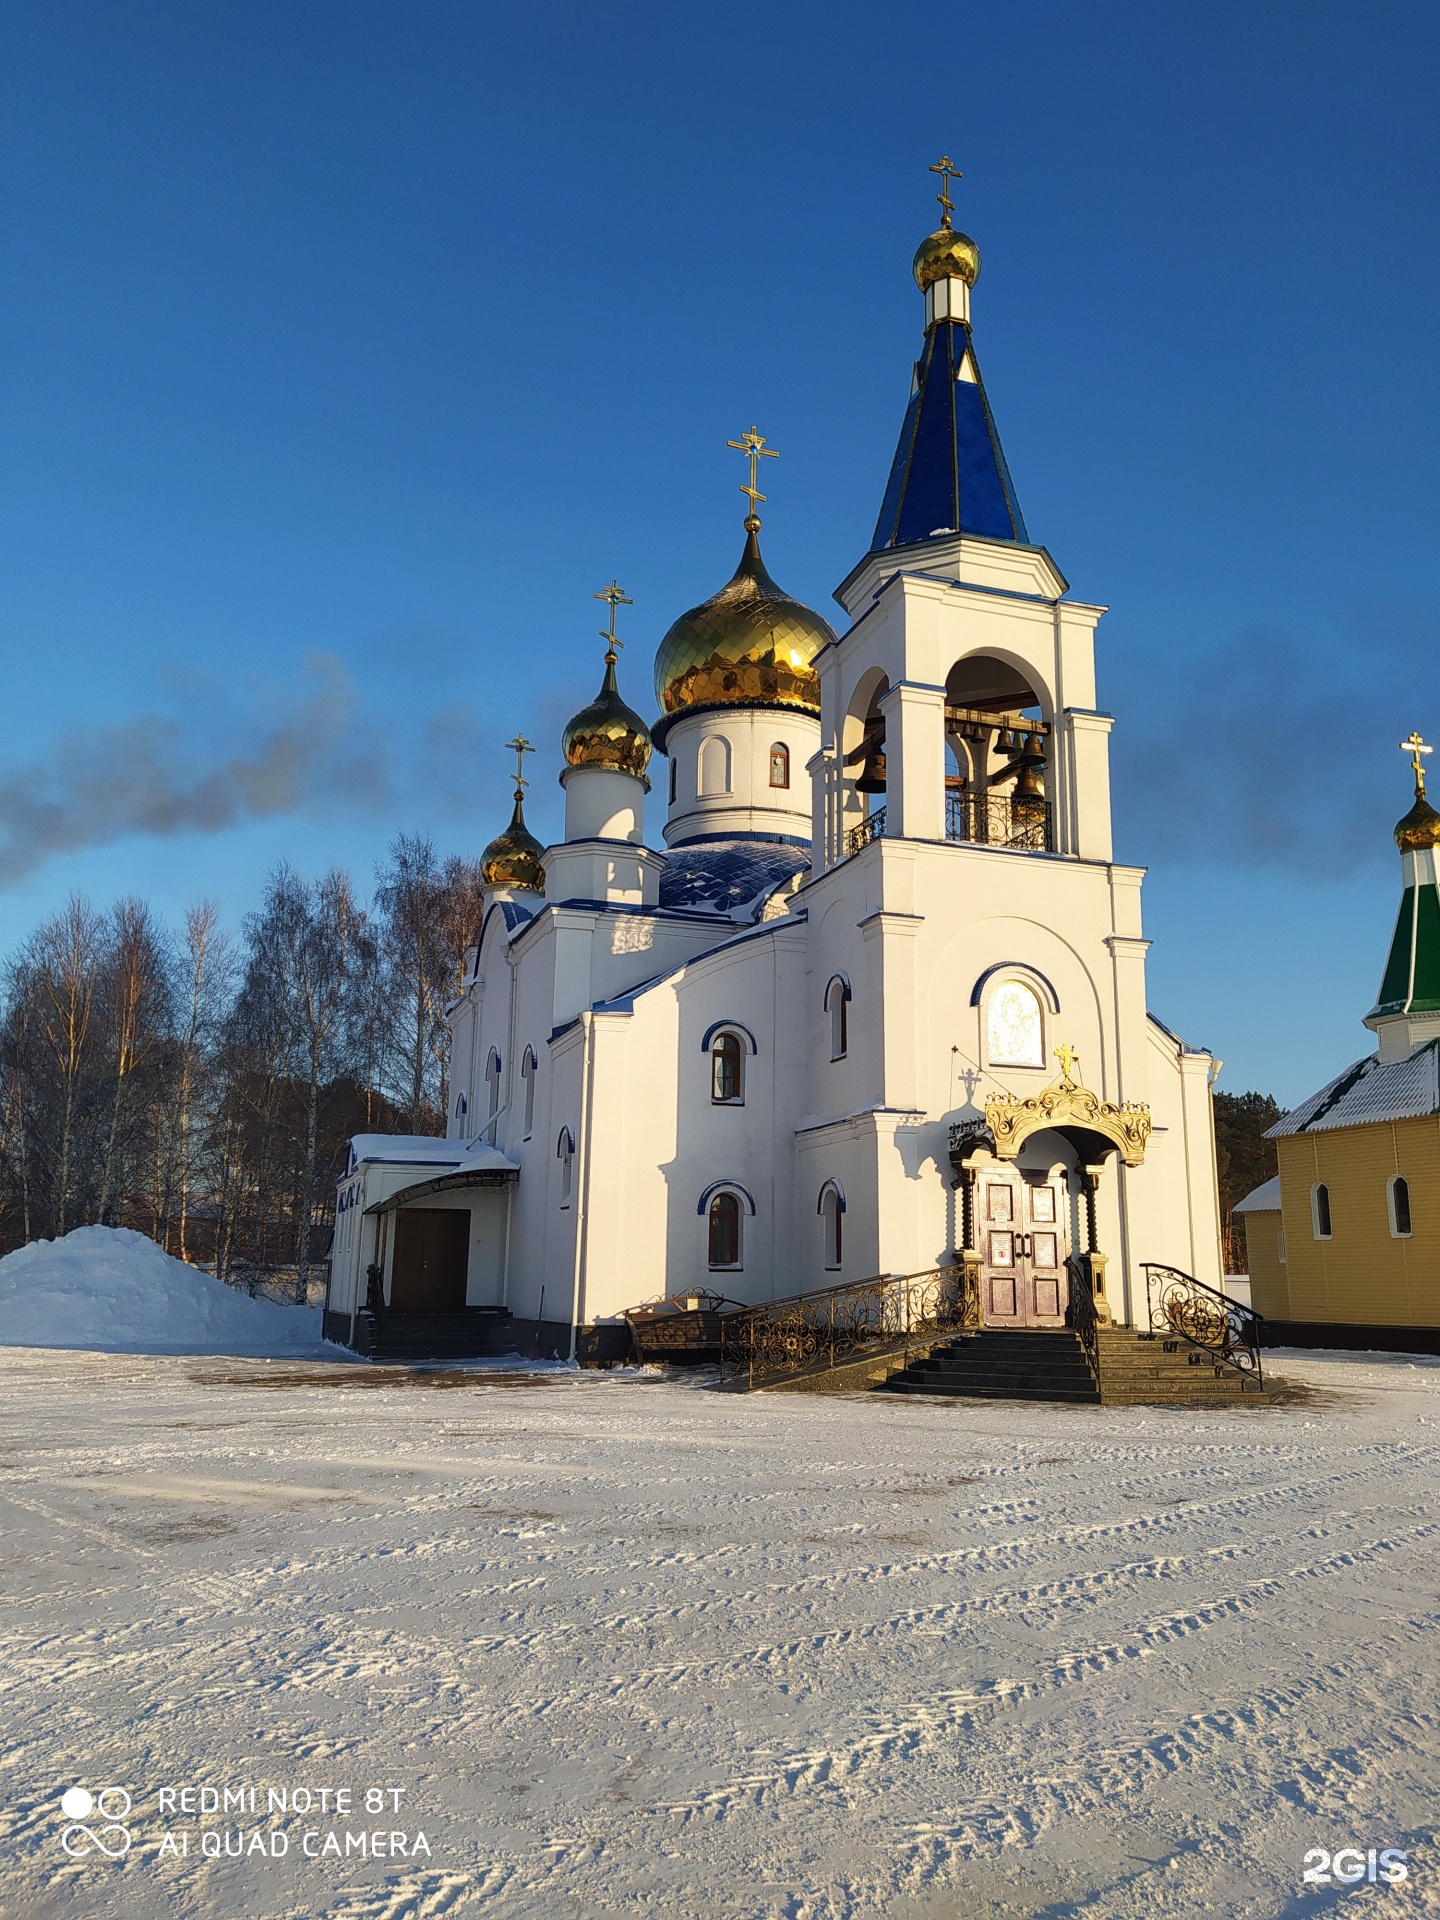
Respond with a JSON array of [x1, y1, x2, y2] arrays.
[[1141, 1263, 1265, 1386], [718, 1262, 979, 1390], [1065, 1254, 1100, 1379], [945, 791, 1053, 852], [845, 806, 886, 856]]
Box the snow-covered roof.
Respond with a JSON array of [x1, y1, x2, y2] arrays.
[[1234, 1175, 1281, 1213], [347, 1135, 466, 1170], [658, 837, 809, 922], [1267, 1041, 1440, 1137]]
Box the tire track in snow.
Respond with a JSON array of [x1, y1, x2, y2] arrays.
[[650, 1521, 1440, 1827]]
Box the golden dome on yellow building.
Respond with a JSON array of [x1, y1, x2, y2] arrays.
[[1395, 793, 1440, 852], [652, 525, 838, 725], [913, 223, 981, 291], [1395, 730, 1440, 851], [480, 791, 546, 892]]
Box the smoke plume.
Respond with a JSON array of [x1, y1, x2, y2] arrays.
[[0, 655, 388, 886]]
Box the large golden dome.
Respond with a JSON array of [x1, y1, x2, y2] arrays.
[[481, 792, 546, 891], [652, 527, 837, 724], [562, 655, 653, 778], [913, 224, 981, 291]]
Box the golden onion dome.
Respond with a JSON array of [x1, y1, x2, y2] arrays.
[[480, 791, 546, 891], [561, 654, 653, 778], [913, 223, 981, 291], [652, 527, 838, 726], [1396, 792, 1440, 852]]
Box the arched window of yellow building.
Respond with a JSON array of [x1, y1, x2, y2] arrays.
[[1388, 1175, 1412, 1239], [1311, 1183, 1332, 1240]]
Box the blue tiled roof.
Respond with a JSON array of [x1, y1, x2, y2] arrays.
[[871, 320, 1027, 552], [658, 837, 809, 922]]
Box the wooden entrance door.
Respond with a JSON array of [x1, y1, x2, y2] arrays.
[[390, 1208, 470, 1311], [977, 1173, 1070, 1328]]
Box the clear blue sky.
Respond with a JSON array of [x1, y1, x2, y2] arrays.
[[2, 0, 1437, 1106]]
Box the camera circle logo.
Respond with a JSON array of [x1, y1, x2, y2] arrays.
[[59, 1786, 133, 1859]]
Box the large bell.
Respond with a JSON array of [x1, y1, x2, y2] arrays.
[[1010, 729, 1048, 825], [853, 736, 888, 794]]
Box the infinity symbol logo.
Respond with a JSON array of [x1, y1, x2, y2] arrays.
[[59, 1787, 132, 1859]]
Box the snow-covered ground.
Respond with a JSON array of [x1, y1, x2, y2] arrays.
[[0, 1226, 335, 1357], [2, 1346, 1437, 1919]]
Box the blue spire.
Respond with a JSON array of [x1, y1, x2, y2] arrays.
[[870, 318, 1028, 552]]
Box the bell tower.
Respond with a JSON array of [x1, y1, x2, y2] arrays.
[[809, 163, 1115, 875]]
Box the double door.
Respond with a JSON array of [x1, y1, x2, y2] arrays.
[[978, 1173, 1069, 1328]]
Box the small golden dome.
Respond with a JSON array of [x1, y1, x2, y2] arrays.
[[1396, 793, 1440, 852], [652, 527, 838, 724], [913, 223, 981, 292], [561, 655, 653, 778], [481, 792, 546, 891]]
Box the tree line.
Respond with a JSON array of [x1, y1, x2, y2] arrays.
[[0, 836, 482, 1295]]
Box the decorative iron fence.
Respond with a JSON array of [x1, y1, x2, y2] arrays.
[[719, 1262, 979, 1389], [945, 792, 1053, 852], [845, 806, 887, 855], [1142, 1263, 1265, 1385]]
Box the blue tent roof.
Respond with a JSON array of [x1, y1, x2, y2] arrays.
[[870, 319, 1027, 552]]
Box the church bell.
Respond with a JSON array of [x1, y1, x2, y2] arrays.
[[853, 731, 888, 794]]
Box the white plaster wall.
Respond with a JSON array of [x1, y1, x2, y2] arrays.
[[663, 707, 820, 846]]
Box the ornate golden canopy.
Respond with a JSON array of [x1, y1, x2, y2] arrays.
[[983, 1077, 1152, 1168]]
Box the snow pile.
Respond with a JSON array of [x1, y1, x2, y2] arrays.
[[0, 1225, 332, 1356]]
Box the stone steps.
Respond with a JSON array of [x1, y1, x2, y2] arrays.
[[362, 1309, 517, 1361], [879, 1327, 1267, 1406]]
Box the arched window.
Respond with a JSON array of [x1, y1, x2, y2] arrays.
[[818, 1181, 844, 1270], [668, 757, 677, 804], [455, 1090, 468, 1123], [1311, 1182, 1332, 1240], [699, 734, 731, 796], [825, 976, 849, 1060], [485, 1048, 503, 1117], [557, 1127, 575, 1208], [708, 1191, 741, 1269], [985, 979, 1043, 1068], [1388, 1175, 1412, 1238], [769, 742, 790, 789], [711, 1031, 743, 1104], [520, 1046, 538, 1140]]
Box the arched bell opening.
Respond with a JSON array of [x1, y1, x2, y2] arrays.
[[943, 654, 1052, 852], [840, 669, 890, 852]]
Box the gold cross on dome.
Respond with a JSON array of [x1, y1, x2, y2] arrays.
[[1400, 730, 1433, 795], [727, 426, 779, 530], [594, 579, 632, 660], [929, 155, 961, 229], [504, 732, 534, 794], [1055, 1041, 1081, 1086]]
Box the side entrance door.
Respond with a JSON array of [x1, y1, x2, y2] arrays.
[[390, 1207, 470, 1312], [977, 1172, 1070, 1328]]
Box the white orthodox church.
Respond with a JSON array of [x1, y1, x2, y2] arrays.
[[326, 180, 1225, 1361]]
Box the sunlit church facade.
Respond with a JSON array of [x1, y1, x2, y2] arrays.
[[327, 183, 1225, 1357]]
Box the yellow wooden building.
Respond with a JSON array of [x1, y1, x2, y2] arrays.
[[1238, 740, 1440, 1352]]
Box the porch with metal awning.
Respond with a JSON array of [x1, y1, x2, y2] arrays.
[[332, 1142, 520, 1359]]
